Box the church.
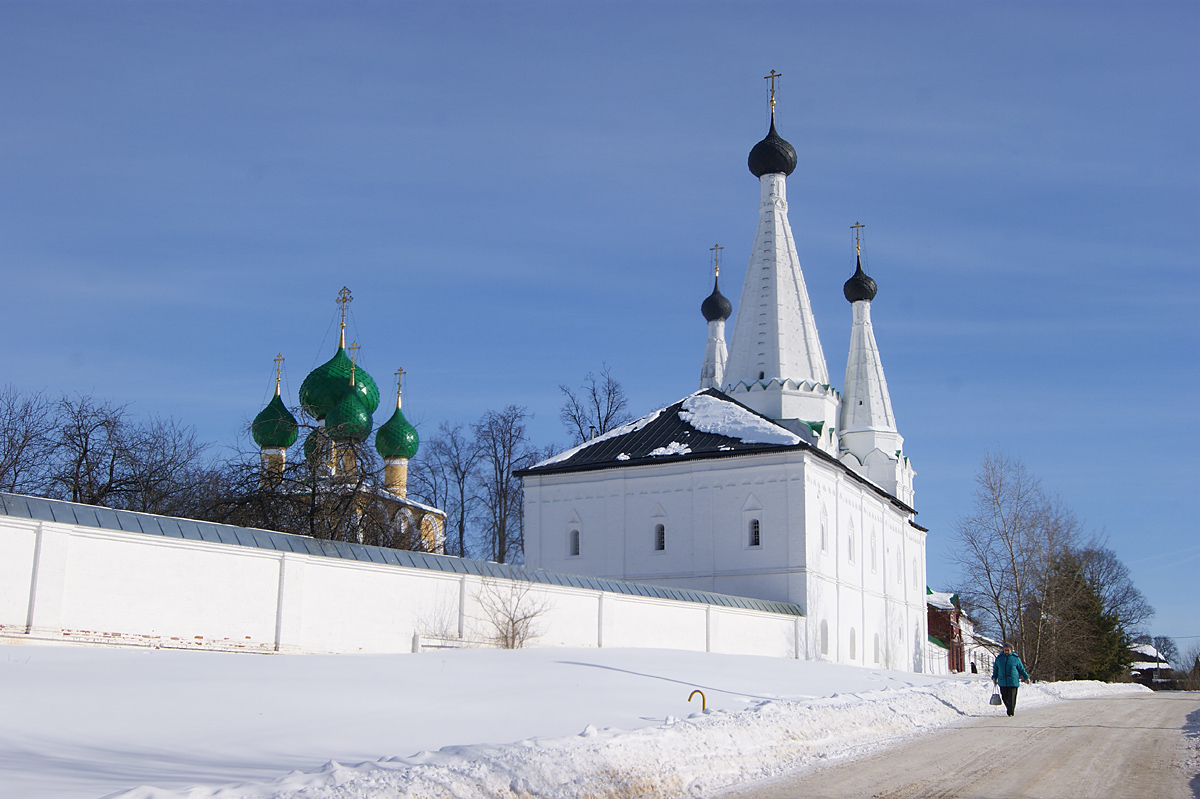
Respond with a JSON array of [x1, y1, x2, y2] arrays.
[[518, 88, 929, 671]]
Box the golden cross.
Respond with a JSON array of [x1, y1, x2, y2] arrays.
[[710, 243, 723, 277], [395, 367, 406, 408], [336, 286, 353, 348], [764, 70, 782, 112], [851, 221, 865, 256], [273, 353, 285, 396], [348, 341, 360, 386]]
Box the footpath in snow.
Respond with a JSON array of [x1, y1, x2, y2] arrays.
[[0, 642, 1146, 799]]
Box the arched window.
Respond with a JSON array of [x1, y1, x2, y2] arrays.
[[873, 633, 881, 664], [849, 628, 857, 660], [748, 518, 761, 547], [820, 507, 828, 553], [847, 519, 855, 563], [820, 620, 829, 655], [569, 529, 580, 557], [654, 523, 666, 551]]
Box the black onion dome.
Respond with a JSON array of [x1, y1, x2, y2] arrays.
[[701, 277, 732, 322], [747, 117, 797, 177], [843, 257, 878, 303]]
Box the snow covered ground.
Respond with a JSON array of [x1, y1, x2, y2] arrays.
[[0, 640, 1145, 799]]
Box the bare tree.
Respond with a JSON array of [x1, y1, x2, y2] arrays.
[[1178, 642, 1200, 690], [474, 406, 537, 564], [50, 394, 137, 506], [950, 454, 1063, 650], [202, 429, 430, 550], [1150, 635, 1179, 670], [558, 364, 631, 445], [1077, 547, 1154, 636], [121, 416, 213, 517], [475, 577, 549, 649], [410, 422, 481, 559], [0, 385, 56, 495], [949, 452, 1156, 680]]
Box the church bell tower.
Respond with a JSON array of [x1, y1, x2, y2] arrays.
[[722, 72, 839, 452]]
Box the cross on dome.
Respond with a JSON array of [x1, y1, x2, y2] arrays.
[[764, 70, 782, 115]]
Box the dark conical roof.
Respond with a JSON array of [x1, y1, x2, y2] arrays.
[[701, 276, 732, 322], [748, 116, 797, 177], [843, 256, 878, 303]]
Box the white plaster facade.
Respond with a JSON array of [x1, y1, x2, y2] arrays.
[[839, 297, 915, 505], [698, 316, 727, 391], [723, 171, 840, 453], [522, 447, 928, 671]]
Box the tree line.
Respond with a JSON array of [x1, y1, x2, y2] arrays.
[[407, 365, 631, 562], [949, 452, 1156, 682], [0, 366, 631, 565]]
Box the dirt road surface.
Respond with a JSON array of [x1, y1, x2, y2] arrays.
[[719, 692, 1199, 799]]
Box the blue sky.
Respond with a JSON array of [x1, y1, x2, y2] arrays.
[[2, 2, 1196, 641]]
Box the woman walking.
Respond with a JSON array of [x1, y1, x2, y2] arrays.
[[992, 642, 1031, 716]]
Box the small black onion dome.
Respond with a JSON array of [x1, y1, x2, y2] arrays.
[[701, 277, 732, 322], [843, 257, 878, 303], [748, 117, 797, 177]]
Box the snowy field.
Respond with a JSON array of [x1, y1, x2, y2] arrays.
[[0, 640, 1146, 799]]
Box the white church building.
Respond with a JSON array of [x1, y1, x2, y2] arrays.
[[519, 100, 929, 672]]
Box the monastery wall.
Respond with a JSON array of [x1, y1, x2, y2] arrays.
[[0, 513, 802, 658]]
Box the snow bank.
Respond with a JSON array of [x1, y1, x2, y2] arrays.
[[110, 677, 1146, 799], [678, 394, 800, 446]]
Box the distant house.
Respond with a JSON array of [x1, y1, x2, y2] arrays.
[[926, 590, 996, 676], [1129, 643, 1173, 689]]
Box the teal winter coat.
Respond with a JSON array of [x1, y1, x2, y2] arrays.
[[992, 652, 1030, 687]]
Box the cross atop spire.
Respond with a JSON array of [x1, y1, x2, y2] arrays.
[[336, 286, 353, 348], [273, 353, 285, 396], [764, 70, 782, 115], [710, 243, 723, 277], [394, 367, 406, 409], [348, 340, 360, 386], [851, 221, 865, 257]]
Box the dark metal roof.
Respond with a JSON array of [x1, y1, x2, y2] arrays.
[[518, 389, 918, 516], [701, 276, 733, 322], [747, 117, 797, 178], [0, 491, 803, 616], [517, 389, 815, 477], [843, 257, 878, 303]]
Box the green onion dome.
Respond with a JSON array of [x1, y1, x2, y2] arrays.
[[299, 347, 381, 420], [324, 392, 373, 442], [303, 428, 329, 463], [375, 406, 419, 460], [251, 394, 299, 449]]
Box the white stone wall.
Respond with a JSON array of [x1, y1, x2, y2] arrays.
[[523, 449, 928, 672], [0, 514, 802, 659]]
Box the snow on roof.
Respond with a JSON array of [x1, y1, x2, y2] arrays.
[[1130, 643, 1164, 661], [677, 392, 801, 446], [533, 408, 664, 467], [522, 390, 810, 476], [927, 591, 957, 610]]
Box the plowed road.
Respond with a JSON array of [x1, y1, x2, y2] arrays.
[[720, 692, 1199, 799]]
